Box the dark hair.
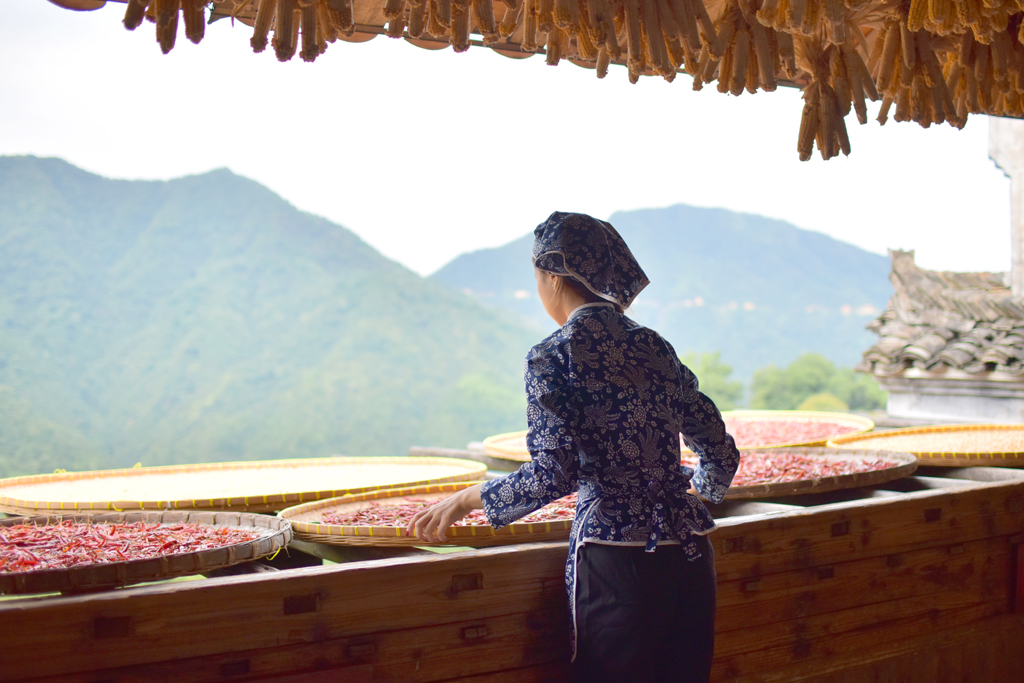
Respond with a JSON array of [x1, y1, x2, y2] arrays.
[[562, 276, 625, 314]]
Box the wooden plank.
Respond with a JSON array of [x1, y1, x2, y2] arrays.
[[716, 536, 1011, 633], [712, 602, 1007, 683], [0, 542, 569, 681], [15, 607, 570, 683], [712, 480, 1024, 582], [716, 564, 1008, 660]]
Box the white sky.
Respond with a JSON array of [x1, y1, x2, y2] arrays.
[[1, 0, 1015, 276]]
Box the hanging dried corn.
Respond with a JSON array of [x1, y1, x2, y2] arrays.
[[114, 0, 1024, 160]]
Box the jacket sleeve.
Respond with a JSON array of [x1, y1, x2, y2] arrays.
[[673, 355, 740, 503], [480, 339, 580, 529]]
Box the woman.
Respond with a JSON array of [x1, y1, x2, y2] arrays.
[[407, 211, 740, 683]]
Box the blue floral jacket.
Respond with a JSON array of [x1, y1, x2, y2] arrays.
[[479, 303, 740, 653]]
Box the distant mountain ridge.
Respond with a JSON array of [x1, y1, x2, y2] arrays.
[[0, 156, 535, 476], [431, 205, 892, 382]]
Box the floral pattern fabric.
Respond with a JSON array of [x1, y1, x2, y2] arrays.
[[532, 212, 650, 309], [479, 302, 740, 657]]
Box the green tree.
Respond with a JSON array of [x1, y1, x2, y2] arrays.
[[679, 351, 744, 410], [750, 353, 886, 411]]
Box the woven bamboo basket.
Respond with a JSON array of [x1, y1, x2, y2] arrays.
[[281, 449, 915, 546], [0, 456, 487, 515], [482, 411, 876, 462], [712, 448, 918, 499], [827, 424, 1024, 467], [279, 482, 574, 548], [0, 510, 291, 595]]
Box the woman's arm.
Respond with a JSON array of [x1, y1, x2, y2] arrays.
[[405, 483, 482, 543], [674, 357, 740, 503]]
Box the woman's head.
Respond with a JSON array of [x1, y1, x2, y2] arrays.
[[532, 211, 649, 312]]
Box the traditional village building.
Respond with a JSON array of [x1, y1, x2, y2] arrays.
[[858, 118, 1024, 424]]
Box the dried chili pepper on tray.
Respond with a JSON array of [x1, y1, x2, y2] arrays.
[[322, 493, 579, 527], [0, 521, 259, 574]]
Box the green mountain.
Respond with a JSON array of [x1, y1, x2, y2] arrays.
[[431, 205, 892, 384], [0, 156, 535, 476]]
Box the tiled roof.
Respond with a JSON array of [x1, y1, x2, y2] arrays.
[[858, 251, 1024, 378]]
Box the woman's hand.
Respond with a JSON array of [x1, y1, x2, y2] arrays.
[[405, 483, 484, 543]]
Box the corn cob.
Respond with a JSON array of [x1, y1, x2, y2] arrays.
[[877, 91, 894, 123], [787, 0, 808, 29], [817, 84, 837, 159], [900, 24, 916, 69], [867, 22, 888, 73], [597, 45, 611, 76], [717, 36, 734, 93], [547, 26, 567, 64], [538, 0, 555, 32], [273, 0, 298, 61], [299, 1, 321, 59], [797, 84, 819, 161], [756, 0, 782, 26], [640, 0, 672, 77], [749, 20, 777, 91], [830, 46, 852, 115], [409, 0, 429, 36], [452, 2, 472, 51], [623, 0, 644, 74], [692, 42, 711, 89], [687, 0, 723, 58], [123, 0, 151, 30], [668, 0, 700, 59], [153, 0, 179, 28], [877, 21, 901, 92], [554, 0, 574, 29], [155, 1, 178, 53], [317, 0, 339, 42], [845, 45, 870, 123], [908, 0, 928, 31], [386, 11, 406, 36], [822, 0, 845, 44], [499, 2, 522, 37], [730, 23, 750, 96], [522, 0, 539, 49], [778, 30, 797, 77], [473, 0, 500, 44], [577, 18, 601, 59], [182, 0, 204, 44], [436, 0, 454, 28], [325, 0, 354, 36], [745, 30, 759, 93], [798, 0, 818, 36], [587, 0, 614, 45]]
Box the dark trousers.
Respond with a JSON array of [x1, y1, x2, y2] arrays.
[[572, 535, 716, 683]]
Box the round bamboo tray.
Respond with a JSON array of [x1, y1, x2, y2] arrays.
[[280, 482, 574, 548], [827, 424, 1024, 467], [0, 457, 487, 515], [282, 449, 915, 546], [482, 411, 876, 462], [712, 448, 918, 499], [481, 431, 532, 463], [0, 510, 291, 595]]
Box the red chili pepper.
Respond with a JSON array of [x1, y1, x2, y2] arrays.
[[0, 521, 260, 574]]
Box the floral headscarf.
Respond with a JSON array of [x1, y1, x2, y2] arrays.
[[532, 211, 650, 309]]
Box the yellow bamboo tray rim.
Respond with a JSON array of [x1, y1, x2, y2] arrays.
[[0, 456, 487, 515], [827, 424, 1024, 467], [0, 510, 291, 596], [279, 482, 573, 548]]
